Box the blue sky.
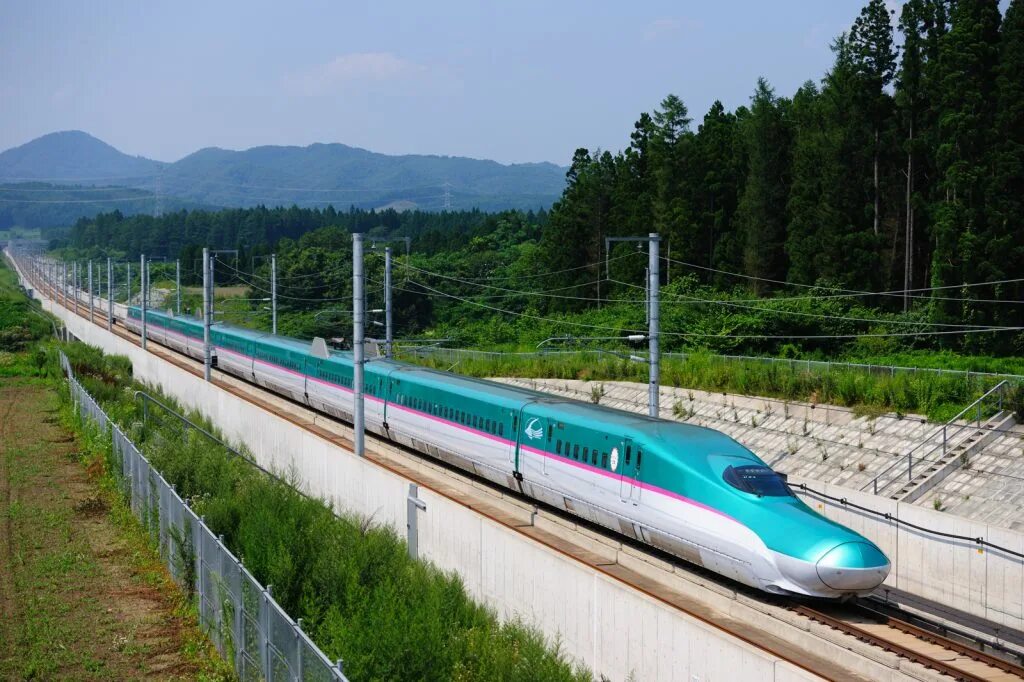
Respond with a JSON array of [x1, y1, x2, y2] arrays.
[[1, 1, 919, 165]]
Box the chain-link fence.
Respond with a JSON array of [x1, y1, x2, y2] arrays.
[[61, 351, 348, 682]]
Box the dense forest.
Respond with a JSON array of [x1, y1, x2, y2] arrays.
[[543, 0, 1023, 330], [59, 0, 1024, 358]]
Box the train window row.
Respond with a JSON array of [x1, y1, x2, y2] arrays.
[[554, 439, 609, 469], [398, 395, 506, 437], [319, 369, 352, 388]]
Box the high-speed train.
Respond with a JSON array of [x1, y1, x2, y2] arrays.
[[115, 304, 890, 599]]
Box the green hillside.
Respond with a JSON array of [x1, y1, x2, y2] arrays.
[[0, 132, 567, 216]]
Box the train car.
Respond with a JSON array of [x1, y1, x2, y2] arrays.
[[122, 307, 890, 598]]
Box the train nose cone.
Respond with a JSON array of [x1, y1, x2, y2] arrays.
[[815, 542, 890, 592]]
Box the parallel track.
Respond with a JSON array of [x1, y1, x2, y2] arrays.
[[796, 604, 1024, 681], [17, 259, 1024, 682]]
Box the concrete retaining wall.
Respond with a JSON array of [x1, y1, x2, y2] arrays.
[[793, 476, 1024, 632], [25, 276, 816, 681]]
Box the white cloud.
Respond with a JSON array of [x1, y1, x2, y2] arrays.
[[643, 17, 701, 42], [288, 52, 428, 95]]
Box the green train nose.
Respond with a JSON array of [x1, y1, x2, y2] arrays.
[[815, 541, 890, 592]]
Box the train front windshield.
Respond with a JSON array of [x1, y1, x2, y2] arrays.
[[723, 465, 793, 497]]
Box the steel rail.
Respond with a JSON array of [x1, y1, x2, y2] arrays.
[[796, 605, 1024, 681]]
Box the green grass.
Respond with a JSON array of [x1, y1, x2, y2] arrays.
[[0, 257, 57, 378], [53, 343, 591, 682], [398, 349, 1009, 422]]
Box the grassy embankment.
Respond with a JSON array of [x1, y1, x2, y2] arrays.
[[399, 349, 1024, 423], [0, 256, 228, 680], [55, 339, 593, 682]]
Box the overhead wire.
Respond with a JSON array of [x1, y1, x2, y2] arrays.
[[404, 262, 1011, 329], [606, 278, 1009, 330], [663, 256, 1024, 305], [398, 280, 1024, 340]]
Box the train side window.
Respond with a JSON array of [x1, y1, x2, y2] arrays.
[[573, 444, 579, 460], [636, 450, 642, 469], [556, 439, 562, 454], [473, 415, 479, 428], [625, 446, 631, 466], [592, 450, 598, 465], [582, 447, 589, 462], [485, 418, 492, 432], [498, 423, 504, 437], [601, 452, 609, 468], [547, 425, 553, 441]]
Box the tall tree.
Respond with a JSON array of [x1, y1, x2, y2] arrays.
[[649, 95, 697, 277], [693, 101, 743, 275], [931, 0, 1002, 332], [985, 0, 1024, 333], [850, 0, 898, 237], [736, 78, 792, 293]]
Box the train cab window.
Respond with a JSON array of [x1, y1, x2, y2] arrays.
[[556, 439, 562, 454], [723, 465, 793, 497], [601, 452, 609, 468]]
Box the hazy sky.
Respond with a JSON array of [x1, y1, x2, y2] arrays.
[[2, 1, 909, 165]]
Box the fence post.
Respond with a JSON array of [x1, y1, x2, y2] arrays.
[[407, 484, 427, 560], [263, 584, 273, 682], [197, 515, 205, 628], [234, 556, 244, 675], [295, 617, 304, 680]]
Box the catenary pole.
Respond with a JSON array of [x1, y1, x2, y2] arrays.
[[271, 253, 277, 335], [384, 246, 393, 358], [88, 260, 94, 323], [140, 254, 147, 350], [176, 258, 181, 315], [73, 262, 78, 315], [107, 257, 113, 330], [203, 248, 211, 381], [353, 233, 365, 457], [648, 233, 660, 418]]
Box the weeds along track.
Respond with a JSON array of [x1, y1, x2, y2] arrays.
[[23, 265, 1018, 682], [794, 603, 1024, 682]]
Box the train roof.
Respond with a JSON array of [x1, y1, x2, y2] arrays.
[[182, 319, 759, 449]]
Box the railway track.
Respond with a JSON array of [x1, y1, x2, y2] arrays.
[[796, 602, 1024, 681], [17, 257, 1024, 682]]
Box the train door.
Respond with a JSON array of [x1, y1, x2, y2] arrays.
[[515, 405, 548, 479], [618, 438, 641, 504]]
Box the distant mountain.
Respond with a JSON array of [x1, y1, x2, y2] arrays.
[[0, 131, 165, 183], [0, 132, 567, 219], [0, 182, 211, 230]]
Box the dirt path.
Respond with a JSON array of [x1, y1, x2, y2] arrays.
[[0, 381, 221, 680]]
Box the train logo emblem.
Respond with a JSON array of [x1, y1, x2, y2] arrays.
[[524, 418, 543, 440], [610, 447, 619, 472]]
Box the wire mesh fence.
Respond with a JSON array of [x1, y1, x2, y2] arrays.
[[61, 351, 347, 682]]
